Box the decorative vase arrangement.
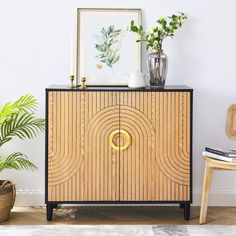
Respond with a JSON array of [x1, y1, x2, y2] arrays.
[[147, 50, 168, 88], [130, 12, 187, 88], [0, 94, 45, 222]]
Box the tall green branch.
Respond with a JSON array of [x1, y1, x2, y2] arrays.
[[130, 12, 187, 51]]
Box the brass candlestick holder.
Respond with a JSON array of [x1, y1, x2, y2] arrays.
[[79, 77, 87, 89], [69, 75, 75, 88]]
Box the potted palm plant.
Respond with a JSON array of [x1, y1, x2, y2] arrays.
[[0, 94, 45, 222]]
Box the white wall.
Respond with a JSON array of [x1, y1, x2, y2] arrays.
[[0, 0, 236, 206]]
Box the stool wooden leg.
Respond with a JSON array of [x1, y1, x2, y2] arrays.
[[199, 162, 213, 224]]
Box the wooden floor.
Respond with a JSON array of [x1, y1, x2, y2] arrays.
[[1, 206, 236, 225]]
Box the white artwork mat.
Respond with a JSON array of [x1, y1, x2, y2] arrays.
[[77, 9, 141, 85]]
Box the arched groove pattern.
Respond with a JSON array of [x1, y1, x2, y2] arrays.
[[160, 92, 190, 186], [120, 110, 188, 184], [119, 92, 190, 201], [84, 106, 119, 201], [48, 92, 84, 186], [47, 90, 191, 202], [48, 91, 120, 201]]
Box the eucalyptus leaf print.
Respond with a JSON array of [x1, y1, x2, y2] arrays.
[[94, 25, 126, 69]]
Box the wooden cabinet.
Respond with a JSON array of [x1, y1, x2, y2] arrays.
[[46, 86, 193, 221]]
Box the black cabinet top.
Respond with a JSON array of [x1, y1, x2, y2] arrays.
[[46, 85, 193, 92]]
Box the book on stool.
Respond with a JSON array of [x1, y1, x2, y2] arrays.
[[203, 147, 236, 163]]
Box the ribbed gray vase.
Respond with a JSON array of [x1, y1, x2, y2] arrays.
[[147, 50, 168, 88]]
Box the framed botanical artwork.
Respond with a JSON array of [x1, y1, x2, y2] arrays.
[[76, 8, 141, 86]]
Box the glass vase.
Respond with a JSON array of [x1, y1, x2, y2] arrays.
[[147, 50, 168, 88]]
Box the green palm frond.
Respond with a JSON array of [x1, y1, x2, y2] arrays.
[[0, 102, 16, 124], [0, 152, 37, 172], [0, 94, 38, 124], [0, 94, 44, 173], [0, 112, 45, 147], [13, 94, 38, 113]]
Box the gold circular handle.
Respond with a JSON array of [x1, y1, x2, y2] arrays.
[[109, 129, 131, 151]]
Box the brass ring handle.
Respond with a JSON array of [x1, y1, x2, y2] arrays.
[[109, 129, 131, 151]]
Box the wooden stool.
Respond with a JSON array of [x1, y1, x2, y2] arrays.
[[199, 156, 236, 224]]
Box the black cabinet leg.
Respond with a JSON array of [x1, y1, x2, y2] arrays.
[[183, 203, 190, 220], [52, 204, 58, 209], [46, 204, 54, 221], [179, 203, 184, 208]]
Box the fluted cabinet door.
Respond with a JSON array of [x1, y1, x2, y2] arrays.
[[48, 91, 120, 201], [119, 92, 191, 201]]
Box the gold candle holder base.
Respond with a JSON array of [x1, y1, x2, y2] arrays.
[[79, 77, 87, 89], [69, 75, 75, 88]]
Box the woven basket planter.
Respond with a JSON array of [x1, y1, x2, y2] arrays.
[[0, 180, 16, 222]]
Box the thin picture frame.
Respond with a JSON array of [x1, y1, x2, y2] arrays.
[[76, 8, 142, 86]]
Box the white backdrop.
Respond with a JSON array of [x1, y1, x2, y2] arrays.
[[0, 0, 236, 206]]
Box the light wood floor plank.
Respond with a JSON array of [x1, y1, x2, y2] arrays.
[[2, 207, 236, 225]]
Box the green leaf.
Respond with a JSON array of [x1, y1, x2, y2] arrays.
[[112, 55, 120, 65], [95, 44, 103, 52], [131, 25, 138, 32], [107, 25, 114, 35], [0, 113, 45, 147], [94, 25, 122, 68], [111, 32, 120, 38], [13, 94, 38, 113], [0, 152, 37, 172], [112, 29, 121, 34], [101, 28, 107, 38], [101, 43, 108, 51], [0, 94, 38, 124]]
